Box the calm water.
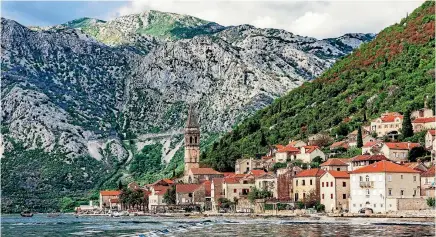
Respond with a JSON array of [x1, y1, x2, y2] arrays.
[[1, 214, 435, 237]]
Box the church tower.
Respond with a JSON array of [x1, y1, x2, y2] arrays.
[[184, 105, 200, 176]]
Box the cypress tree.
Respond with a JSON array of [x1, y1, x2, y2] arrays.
[[118, 180, 123, 190], [402, 110, 413, 138], [357, 126, 363, 148]]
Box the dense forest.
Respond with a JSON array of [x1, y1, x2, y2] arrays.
[[201, 1, 435, 171]]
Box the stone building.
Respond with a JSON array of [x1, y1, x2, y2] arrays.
[[370, 112, 403, 138], [99, 190, 121, 210], [184, 105, 201, 182], [185, 168, 224, 183], [235, 158, 264, 174], [292, 168, 326, 202], [320, 158, 350, 171], [175, 184, 205, 205], [255, 173, 277, 198], [412, 117, 436, 132], [380, 142, 421, 162], [351, 155, 388, 171], [276, 166, 303, 201], [421, 165, 435, 198]]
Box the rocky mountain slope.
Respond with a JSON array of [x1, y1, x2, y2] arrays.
[[1, 10, 374, 212], [202, 1, 435, 171]]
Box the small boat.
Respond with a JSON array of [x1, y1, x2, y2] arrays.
[[20, 211, 33, 217], [111, 212, 121, 217]]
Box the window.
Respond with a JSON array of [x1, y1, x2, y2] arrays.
[[425, 178, 429, 184], [388, 175, 392, 182], [360, 204, 363, 207], [342, 182, 346, 187], [413, 189, 417, 196], [400, 190, 404, 196], [343, 194, 346, 199], [413, 176, 417, 182], [374, 204, 376, 208], [330, 182, 333, 187], [353, 204, 356, 207], [388, 189, 392, 196], [381, 204, 383, 207], [322, 182, 325, 187], [331, 194, 333, 199], [337, 168, 340, 171], [310, 179, 313, 185], [366, 189, 370, 195], [302, 180, 305, 186], [401, 175, 403, 179], [394, 152, 398, 158], [360, 176, 363, 182], [365, 175, 370, 182], [296, 180, 298, 186], [326, 182, 329, 187], [247, 162, 249, 165], [234, 189, 237, 193], [303, 193, 306, 199], [322, 194, 324, 199]]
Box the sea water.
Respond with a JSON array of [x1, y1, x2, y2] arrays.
[[1, 214, 434, 237]]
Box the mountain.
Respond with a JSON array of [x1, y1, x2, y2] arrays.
[[0, 10, 374, 212], [201, 1, 435, 171]]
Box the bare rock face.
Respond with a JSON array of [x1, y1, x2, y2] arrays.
[[0, 11, 374, 203]]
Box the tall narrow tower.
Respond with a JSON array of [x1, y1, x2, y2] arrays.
[[184, 105, 200, 176]]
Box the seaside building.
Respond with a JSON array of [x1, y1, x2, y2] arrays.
[[349, 160, 421, 213], [412, 117, 436, 132], [292, 168, 326, 202], [295, 146, 326, 163], [255, 173, 278, 198], [320, 170, 350, 212], [148, 185, 170, 210], [421, 165, 435, 198], [276, 166, 303, 201], [425, 130, 436, 149], [99, 190, 121, 210], [175, 184, 205, 205]]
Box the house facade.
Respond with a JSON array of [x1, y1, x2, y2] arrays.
[[421, 165, 435, 198], [292, 168, 326, 202], [320, 158, 349, 171], [276, 166, 302, 201], [425, 130, 435, 149], [412, 117, 436, 132], [186, 168, 224, 184], [175, 184, 205, 205], [275, 145, 300, 163], [255, 173, 278, 198], [99, 190, 121, 210], [222, 177, 254, 201], [349, 161, 420, 213], [148, 185, 170, 210], [320, 171, 350, 212], [370, 112, 403, 137], [235, 158, 264, 174], [351, 155, 388, 171], [380, 142, 420, 162], [296, 146, 326, 163]]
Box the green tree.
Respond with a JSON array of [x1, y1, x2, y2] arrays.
[[271, 162, 287, 172], [408, 146, 427, 162], [118, 180, 123, 190], [402, 110, 413, 138], [247, 187, 272, 203], [357, 126, 363, 148], [427, 197, 435, 207], [59, 197, 76, 212], [163, 186, 176, 204]]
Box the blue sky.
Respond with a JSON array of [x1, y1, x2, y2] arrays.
[[1, 1, 124, 26], [0, 1, 424, 39]]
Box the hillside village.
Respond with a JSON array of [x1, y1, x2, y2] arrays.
[[89, 103, 436, 216]]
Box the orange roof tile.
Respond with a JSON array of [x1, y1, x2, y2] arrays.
[[412, 117, 436, 124], [380, 115, 403, 122], [277, 146, 300, 153], [100, 190, 121, 196], [190, 168, 222, 175], [351, 160, 420, 174], [162, 179, 174, 184], [428, 130, 436, 136], [351, 155, 388, 162], [321, 158, 348, 167], [249, 169, 267, 177], [176, 184, 202, 193], [362, 141, 378, 148], [325, 170, 350, 178], [295, 168, 326, 177], [384, 142, 420, 150], [304, 145, 320, 153], [330, 141, 349, 149], [422, 165, 435, 177]]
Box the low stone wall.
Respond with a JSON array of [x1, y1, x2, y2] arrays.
[[396, 198, 430, 211]]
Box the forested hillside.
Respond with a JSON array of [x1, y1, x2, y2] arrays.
[[201, 1, 435, 171]]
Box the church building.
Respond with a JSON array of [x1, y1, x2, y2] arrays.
[[183, 105, 223, 183]]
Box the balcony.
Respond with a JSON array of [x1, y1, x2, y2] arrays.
[[359, 181, 374, 188]]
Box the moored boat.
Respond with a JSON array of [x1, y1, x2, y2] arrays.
[[20, 211, 33, 217]]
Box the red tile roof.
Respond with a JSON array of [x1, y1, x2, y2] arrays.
[[100, 190, 121, 196], [412, 117, 436, 124], [380, 115, 403, 122], [295, 168, 326, 177], [249, 169, 267, 177], [351, 155, 388, 162], [222, 172, 235, 177], [152, 185, 170, 195], [325, 170, 350, 178], [223, 177, 240, 184], [190, 168, 222, 175], [362, 141, 378, 148], [428, 130, 436, 136], [162, 179, 174, 184], [384, 142, 420, 150], [351, 160, 420, 174], [320, 158, 348, 167], [176, 184, 202, 193], [277, 146, 300, 153], [303, 145, 320, 154], [330, 141, 349, 149], [422, 165, 435, 177]]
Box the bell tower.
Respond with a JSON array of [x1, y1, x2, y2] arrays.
[[184, 104, 200, 176]]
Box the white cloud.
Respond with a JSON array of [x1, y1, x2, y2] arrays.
[[109, 0, 425, 39]]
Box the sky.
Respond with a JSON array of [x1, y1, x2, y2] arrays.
[[1, 0, 425, 39]]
